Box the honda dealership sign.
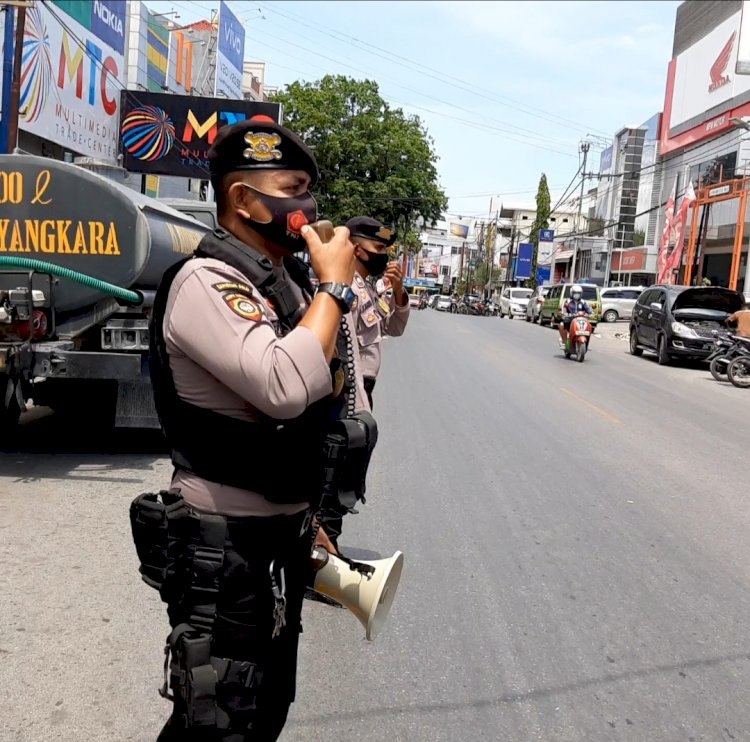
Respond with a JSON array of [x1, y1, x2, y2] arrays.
[[215, 1, 245, 100], [662, 6, 750, 154], [16, 1, 126, 161]]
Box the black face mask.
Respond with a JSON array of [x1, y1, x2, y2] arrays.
[[359, 248, 389, 277], [241, 185, 318, 253]]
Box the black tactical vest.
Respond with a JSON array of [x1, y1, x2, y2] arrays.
[[148, 228, 351, 505]]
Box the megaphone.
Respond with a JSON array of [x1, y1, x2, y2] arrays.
[[311, 548, 404, 641]]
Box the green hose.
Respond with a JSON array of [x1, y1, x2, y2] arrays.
[[0, 256, 142, 305]]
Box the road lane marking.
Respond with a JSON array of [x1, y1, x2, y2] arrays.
[[560, 387, 622, 425]]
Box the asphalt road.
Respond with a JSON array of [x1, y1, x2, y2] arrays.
[[2, 310, 749, 742]]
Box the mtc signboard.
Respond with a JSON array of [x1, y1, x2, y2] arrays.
[[515, 242, 534, 280], [215, 1, 245, 100], [17, 1, 126, 162], [118, 91, 281, 178]]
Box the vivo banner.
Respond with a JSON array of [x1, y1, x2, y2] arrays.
[[16, 1, 126, 161], [215, 1, 245, 100], [515, 242, 534, 280]]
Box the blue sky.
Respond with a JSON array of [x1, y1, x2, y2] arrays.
[[146, 0, 681, 220]]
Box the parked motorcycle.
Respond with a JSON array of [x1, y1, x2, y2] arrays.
[[727, 340, 750, 388], [707, 333, 747, 382], [564, 313, 592, 363]]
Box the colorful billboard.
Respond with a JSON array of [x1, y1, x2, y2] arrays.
[[17, 1, 126, 161], [215, 1, 245, 100], [449, 220, 471, 239], [119, 90, 281, 177], [147, 14, 170, 93]]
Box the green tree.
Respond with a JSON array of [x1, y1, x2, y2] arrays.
[[528, 173, 551, 288], [632, 229, 646, 247], [269, 75, 447, 252]]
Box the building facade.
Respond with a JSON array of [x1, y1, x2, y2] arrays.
[[658, 0, 750, 292]]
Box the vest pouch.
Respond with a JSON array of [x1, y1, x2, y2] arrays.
[[323, 412, 378, 509], [130, 490, 190, 593]]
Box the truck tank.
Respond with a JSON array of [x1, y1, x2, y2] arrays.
[[0, 154, 213, 435], [0, 154, 210, 313]]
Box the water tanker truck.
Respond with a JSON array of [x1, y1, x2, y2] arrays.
[[0, 154, 212, 434]]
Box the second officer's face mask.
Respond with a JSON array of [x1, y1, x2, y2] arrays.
[[239, 184, 318, 253], [355, 243, 389, 277]]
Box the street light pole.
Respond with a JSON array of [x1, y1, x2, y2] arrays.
[[569, 141, 590, 282]]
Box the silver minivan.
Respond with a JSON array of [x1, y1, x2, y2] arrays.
[[600, 287, 644, 322]]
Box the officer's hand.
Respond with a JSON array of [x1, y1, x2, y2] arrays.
[[302, 225, 355, 285], [314, 523, 340, 556], [385, 261, 406, 303]]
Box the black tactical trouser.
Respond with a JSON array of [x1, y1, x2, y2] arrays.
[[158, 508, 314, 742]]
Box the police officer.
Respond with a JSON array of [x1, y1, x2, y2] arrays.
[[346, 216, 410, 409], [141, 117, 372, 741]]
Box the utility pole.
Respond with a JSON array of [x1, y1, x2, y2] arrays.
[[6, 1, 26, 154], [569, 141, 590, 282]]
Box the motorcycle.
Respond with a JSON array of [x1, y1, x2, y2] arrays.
[[483, 300, 499, 317], [726, 338, 750, 388], [564, 313, 592, 363], [706, 332, 746, 382]]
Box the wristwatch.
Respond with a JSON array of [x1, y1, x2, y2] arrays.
[[316, 282, 356, 313]]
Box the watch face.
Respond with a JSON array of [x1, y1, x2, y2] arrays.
[[344, 287, 356, 305]]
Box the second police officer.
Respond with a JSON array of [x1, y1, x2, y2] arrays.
[[314, 217, 411, 551], [346, 216, 410, 409]]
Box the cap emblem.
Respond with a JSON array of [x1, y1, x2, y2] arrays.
[[243, 131, 283, 162], [376, 226, 393, 240]]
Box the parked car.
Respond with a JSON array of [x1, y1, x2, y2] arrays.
[[435, 295, 453, 312], [500, 287, 533, 319], [629, 285, 744, 365], [525, 285, 550, 323], [539, 283, 601, 326], [600, 286, 644, 323]]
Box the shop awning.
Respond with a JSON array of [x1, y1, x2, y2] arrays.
[[552, 250, 573, 261]]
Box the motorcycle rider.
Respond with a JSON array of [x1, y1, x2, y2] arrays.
[[559, 284, 593, 350]]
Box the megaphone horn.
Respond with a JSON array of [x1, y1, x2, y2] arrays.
[[311, 548, 404, 641]]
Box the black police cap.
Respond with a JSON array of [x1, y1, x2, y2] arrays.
[[345, 216, 397, 247], [208, 116, 319, 187]]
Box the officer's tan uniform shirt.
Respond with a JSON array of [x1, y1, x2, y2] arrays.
[[164, 256, 370, 517], [351, 271, 410, 379]]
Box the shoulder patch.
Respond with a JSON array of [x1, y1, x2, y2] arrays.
[[222, 292, 263, 321], [212, 281, 253, 295]]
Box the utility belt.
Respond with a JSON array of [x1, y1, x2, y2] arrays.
[[130, 492, 313, 728]]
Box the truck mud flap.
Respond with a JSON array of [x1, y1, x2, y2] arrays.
[[116, 381, 160, 429]]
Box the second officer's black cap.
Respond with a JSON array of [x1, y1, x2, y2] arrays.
[[208, 115, 319, 187], [345, 216, 397, 247]]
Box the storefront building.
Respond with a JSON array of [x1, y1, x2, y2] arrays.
[[659, 0, 750, 293]]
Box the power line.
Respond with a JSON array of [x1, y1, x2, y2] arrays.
[[252, 0, 611, 138]]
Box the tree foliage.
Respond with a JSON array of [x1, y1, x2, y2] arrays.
[[269, 75, 448, 252], [529, 173, 551, 288]]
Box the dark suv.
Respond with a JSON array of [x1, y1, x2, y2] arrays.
[[629, 285, 744, 364]]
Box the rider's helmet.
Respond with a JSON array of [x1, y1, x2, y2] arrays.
[[571, 284, 583, 302]]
